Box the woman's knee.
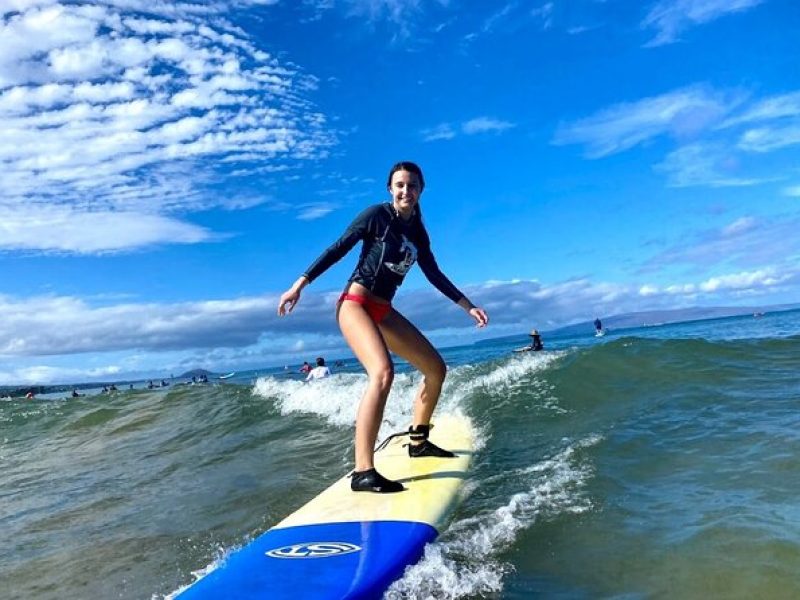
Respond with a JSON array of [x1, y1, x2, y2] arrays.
[[369, 364, 394, 394], [426, 356, 447, 385]]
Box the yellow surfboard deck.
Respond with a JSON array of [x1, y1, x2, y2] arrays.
[[275, 413, 475, 531]]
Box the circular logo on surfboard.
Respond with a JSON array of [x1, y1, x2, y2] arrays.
[[265, 542, 362, 559]]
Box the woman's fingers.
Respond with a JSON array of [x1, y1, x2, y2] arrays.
[[278, 291, 298, 316]]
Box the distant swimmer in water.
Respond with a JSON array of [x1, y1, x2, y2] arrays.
[[299, 361, 312, 374], [594, 317, 603, 334], [513, 329, 543, 353], [529, 329, 544, 351], [305, 357, 331, 382], [278, 161, 488, 493]]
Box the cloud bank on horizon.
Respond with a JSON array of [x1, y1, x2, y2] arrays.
[[2, 0, 799, 384]]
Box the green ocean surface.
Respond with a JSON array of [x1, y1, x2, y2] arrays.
[[2, 310, 799, 599]]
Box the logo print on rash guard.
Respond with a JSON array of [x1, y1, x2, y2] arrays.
[[384, 235, 417, 276]]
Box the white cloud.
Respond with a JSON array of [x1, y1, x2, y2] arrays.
[[664, 283, 696, 295], [553, 86, 735, 158], [639, 284, 659, 296], [656, 142, 762, 187], [642, 0, 765, 47], [462, 116, 515, 135], [0, 1, 334, 254], [460, 1, 557, 42], [699, 269, 788, 293], [721, 216, 756, 237], [478, 2, 519, 35], [725, 90, 800, 153], [531, 2, 554, 29], [296, 203, 335, 220], [311, 0, 436, 39], [422, 123, 457, 141], [783, 185, 800, 197], [423, 116, 515, 142], [738, 125, 800, 153], [0, 206, 213, 254], [2, 264, 799, 384], [340, 0, 425, 22], [557, 85, 800, 187], [0, 293, 279, 358], [627, 267, 795, 305], [721, 90, 800, 128], [640, 213, 800, 273]]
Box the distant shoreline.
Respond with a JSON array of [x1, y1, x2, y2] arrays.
[[4, 304, 798, 392]]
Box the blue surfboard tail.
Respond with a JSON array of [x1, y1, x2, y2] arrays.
[[177, 520, 438, 600]]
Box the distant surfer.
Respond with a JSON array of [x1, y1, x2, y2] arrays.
[[529, 329, 543, 351], [278, 161, 488, 493], [305, 357, 331, 382], [594, 317, 603, 335], [513, 329, 543, 352]]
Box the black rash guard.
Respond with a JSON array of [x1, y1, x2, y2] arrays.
[[302, 202, 465, 304]]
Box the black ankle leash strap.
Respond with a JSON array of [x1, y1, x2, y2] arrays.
[[374, 424, 435, 452]]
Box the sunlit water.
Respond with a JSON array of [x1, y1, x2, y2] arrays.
[[2, 310, 799, 599]]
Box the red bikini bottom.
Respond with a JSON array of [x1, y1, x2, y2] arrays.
[[338, 293, 392, 324]]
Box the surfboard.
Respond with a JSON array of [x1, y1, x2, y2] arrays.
[[174, 414, 474, 600], [218, 372, 236, 379]]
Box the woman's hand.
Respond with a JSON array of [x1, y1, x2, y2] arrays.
[[469, 306, 489, 328], [277, 289, 300, 316], [277, 276, 309, 316], [457, 297, 488, 328]]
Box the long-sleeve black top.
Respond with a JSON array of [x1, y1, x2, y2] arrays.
[[302, 203, 464, 303]]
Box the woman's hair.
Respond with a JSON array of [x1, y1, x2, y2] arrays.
[[316, 357, 325, 366], [386, 161, 425, 191]]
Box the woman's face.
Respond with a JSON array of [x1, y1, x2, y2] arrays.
[[389, 169, 421, 218]]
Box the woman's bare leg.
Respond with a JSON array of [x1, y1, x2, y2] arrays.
[[379, 310, 447, 428], [337, 301, 394, 471]]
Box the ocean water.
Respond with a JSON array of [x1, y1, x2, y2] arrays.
[[2, 309, 799, 599]]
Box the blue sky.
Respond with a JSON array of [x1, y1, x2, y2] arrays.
[[1, 0, 799, 385]]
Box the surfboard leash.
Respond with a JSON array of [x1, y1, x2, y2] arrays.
[[374, 423, 437, 452], [374, 430, 409, 452]]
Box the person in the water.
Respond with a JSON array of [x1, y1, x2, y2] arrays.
[[529, 329, 543, 351], [278, 161, 489, 493], [305, 357, 331, 382]]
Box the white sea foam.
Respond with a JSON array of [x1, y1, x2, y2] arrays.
[[385, 434, 601, 599], [252, 351, 566, 447], [443, 350, 567, 415], [160, 542, 233, 600], [448, 350, 565, 396], [252, 371, 431, 437]]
